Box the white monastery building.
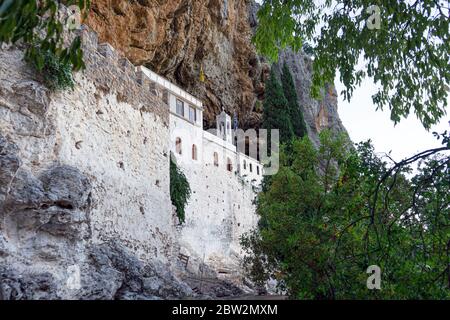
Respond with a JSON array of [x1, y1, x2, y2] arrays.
[[140, 66, 263, 186], [140, 66, 263, 269]]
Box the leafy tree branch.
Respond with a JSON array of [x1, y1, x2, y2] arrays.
[[254, 0, 450, 129]]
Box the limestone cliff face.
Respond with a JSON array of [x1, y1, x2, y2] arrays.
[[273, 48, 349, 146], [86, 0, 348, 142], [86, 0, 267, 129]]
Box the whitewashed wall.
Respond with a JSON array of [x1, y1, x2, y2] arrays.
[[170, 112, 260, 274], [53, 85, 175, 263]]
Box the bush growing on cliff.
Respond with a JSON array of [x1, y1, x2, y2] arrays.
[[31, 47, 75, 90], [0, 0, 90, 87], [170, 157, 191, 225]]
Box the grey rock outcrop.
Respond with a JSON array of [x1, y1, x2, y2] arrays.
[[0, 241, 193, 300], [39, 165, 92, 211], [0, 134, 192, 300], [84, 242, 193, 300], [0, 268, 59, 300]]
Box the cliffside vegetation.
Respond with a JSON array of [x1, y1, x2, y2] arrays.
[[31, 47, 75, 90], [0, 1, 89, 89], [262, 68, 294, 145], [262, 64, 308, 146], [242, 131, 450, 299], [170, 158, 191, 225], [281, 63, 308, 139]]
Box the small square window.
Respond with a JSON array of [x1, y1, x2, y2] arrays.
[[176, 99, 184, 116]]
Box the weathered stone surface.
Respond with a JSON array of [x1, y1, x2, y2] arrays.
[[0, 134, 91, 241], [84, 242, 193, 300], [0, 242, 193, 300], [0, 268, 59, 300], [39, 165, 92, 210], [0, 135, 193, 300], [11, 80, 50, 116], [0, 41, 175, 265], [86, 0, 347, 145], [86, 0, 266, 129], [3, 169, 46, 211], [0, 135, 21, 198], [0, 234, 7, 257]]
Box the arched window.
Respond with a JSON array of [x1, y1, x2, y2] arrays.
[[249, 163, 253, 173], [175, 137, 182, 155], [213, 152, 219, 167], [227, 158, 233, 172], [243, 160, 247, 170], [257, 166, 260, 175], [192, 144, 198, 160]]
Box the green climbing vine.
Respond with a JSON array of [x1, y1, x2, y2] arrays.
[[170, 157, 191, 224]]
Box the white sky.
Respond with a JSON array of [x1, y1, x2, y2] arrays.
[[336, 77, 449, 161]]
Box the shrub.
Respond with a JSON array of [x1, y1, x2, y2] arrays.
[[30, 48, 75, 91], [170, 157, 191, 224]]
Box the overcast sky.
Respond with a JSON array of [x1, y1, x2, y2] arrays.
[[336, 77, 449, 161]]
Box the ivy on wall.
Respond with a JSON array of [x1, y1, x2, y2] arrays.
[[170, 157, 191, 224]]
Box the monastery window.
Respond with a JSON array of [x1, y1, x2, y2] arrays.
[[249, 163, 253, 173], [189, 106, 196, 123], [176, 137, 182, 155], [176, 99, 184, 117], [227, 158, 233, 172], [243, 160, 247, 170], [192, 144, 198, 160], [257, 166, 260, 175], [245, 136, 250, 156], [214, 152, 219, 167]]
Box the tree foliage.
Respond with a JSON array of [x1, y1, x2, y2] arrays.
[[281, 62, 308, 139], [170, 157, 191, 225], [262, 67, 295, 145], [241, 130, 450, 299], [254, 0, 450, 129], [0, 0, 90, 73]]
